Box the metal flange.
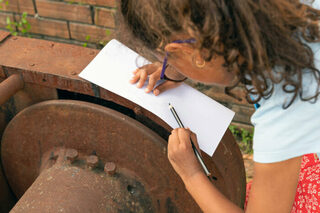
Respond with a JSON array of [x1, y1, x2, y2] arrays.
[[1, 100, 245, 212], [1, 100, 204, 212]]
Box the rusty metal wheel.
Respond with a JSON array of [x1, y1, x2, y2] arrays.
[[1, 100, 245, 212]]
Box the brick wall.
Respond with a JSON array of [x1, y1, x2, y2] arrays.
[[0, 0, 254, 129], [0, 0, 116, 48]]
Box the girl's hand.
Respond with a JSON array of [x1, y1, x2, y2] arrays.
[[168, 128, 203, 183], [130, 62, 185, 96]]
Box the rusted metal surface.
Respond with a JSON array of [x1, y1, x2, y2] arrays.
[[0, 74, 24, 105], [3, 100, 206, 212], [0, 66, 5, 78], [0, 163, 15, 213], [212, 130, 246, 203], [0, 78, 17, 212], [66, 149, 79, 163], [11, 149, 155, 213], [0, 32, 246, 210], [2, 100, 245, 211], [105, 162, 117, 175], [0, 31, 10, 44], [0, 80, 58, 211], [86, 155, 99, 168], [0, 34, 172, 132]]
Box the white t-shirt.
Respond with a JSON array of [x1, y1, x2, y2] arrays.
[[251, 0, 320, 163]]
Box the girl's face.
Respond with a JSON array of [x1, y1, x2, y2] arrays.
[[163, 41, 236, 87]]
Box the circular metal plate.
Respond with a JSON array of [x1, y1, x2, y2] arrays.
[[1, 100, 245, 211]]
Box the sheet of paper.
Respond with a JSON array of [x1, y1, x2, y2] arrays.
[[79, 39, 235, 156]]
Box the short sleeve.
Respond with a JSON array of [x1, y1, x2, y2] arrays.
[[251, 71, 320, 163]]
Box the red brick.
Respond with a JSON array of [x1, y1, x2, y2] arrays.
[[0, 0, 35, 15], [15, 15, 69, 39], [0, 12, 13, 28], [63, 0, 116, 7], [69, 22, 114, 43], [36, 0, 92, 24], [94, 7, 115, 28]]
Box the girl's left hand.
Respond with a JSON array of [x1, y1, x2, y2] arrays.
[[168, 128, 203, 183]]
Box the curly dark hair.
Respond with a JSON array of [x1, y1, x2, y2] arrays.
[[120, 0, 320, 108]]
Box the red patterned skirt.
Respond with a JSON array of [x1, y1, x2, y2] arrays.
[[245, 154, 320, 212]]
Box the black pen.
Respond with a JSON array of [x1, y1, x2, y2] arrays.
[[168, 103, 217, 180]]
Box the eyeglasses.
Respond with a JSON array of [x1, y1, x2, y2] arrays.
[[160, 38, 196, 82]]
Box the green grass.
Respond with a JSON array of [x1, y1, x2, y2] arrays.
[[229, 125, 253, 154]]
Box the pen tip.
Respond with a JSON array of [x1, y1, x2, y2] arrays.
[[168, 103, 173, 108]]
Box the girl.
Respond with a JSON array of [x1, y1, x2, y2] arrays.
[[120, 0, 320, 212]]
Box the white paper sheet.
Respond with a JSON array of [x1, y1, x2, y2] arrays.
[[79, 39, 235, 156]]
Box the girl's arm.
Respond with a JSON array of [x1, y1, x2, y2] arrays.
[[168, 128, 302, 213]]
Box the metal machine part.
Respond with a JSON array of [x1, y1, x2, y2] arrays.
[[2, 100, 243, 212], [0, 32, 246, 212]]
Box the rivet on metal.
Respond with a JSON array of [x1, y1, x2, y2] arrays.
[[86, 155, 99, 168], [70, 71, 77, 76], [104, 162, 116, 175], [133, 106, 143, 115], [65, 149, 78, 163], [29, 63, 35, 67]]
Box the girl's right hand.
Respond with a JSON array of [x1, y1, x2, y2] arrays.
[[130, 62, 185, 96]]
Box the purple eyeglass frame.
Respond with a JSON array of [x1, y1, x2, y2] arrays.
[[160, 38, 196, 80]]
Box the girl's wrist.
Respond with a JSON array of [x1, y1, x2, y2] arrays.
[[182, 171, 208, 190]]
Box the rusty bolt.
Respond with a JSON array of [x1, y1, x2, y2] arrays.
[[29, 63, 35, 67], [133, 106, 143, 115], [50, 43, 55, 47], [66, 149, 78, 163], [104, 162, 116, 175], [86, 155, 99, 168], [70, 71, 77, 76]]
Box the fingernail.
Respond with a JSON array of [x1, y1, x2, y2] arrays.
[[154, 89, 159, 96], [145, 88, 150, 93]]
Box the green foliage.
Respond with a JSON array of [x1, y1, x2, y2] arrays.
[[82, 35, 91, 47], [229, 125, 253, 154], [6, 12, 31, 36], [96, 29, 112, 48], [0, 0, 9, 8], [105, 29, 111, 36]]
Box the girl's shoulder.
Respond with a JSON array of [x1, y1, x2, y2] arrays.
[[251, 71, 320, 163]]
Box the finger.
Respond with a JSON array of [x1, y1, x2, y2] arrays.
[[145, 67, 161, 93], [168, 129, 180, 153], [189, 130, 201, 156], [138, 62, 161, 75], [177, 128, 192, 149], [137, 69, 148, 88], [153, 81, 182, 96], [132, 68, 139, 74], [130, 71, 141, 84]]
